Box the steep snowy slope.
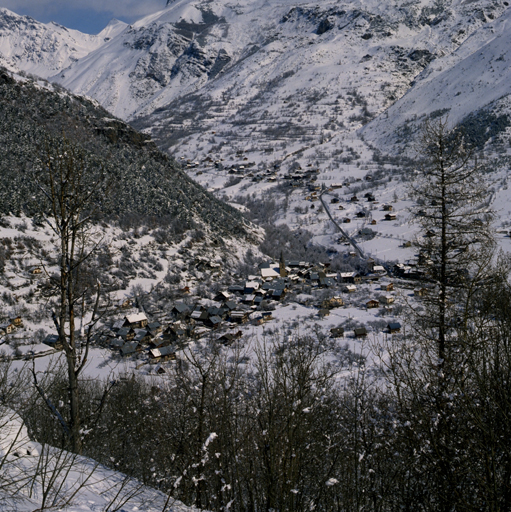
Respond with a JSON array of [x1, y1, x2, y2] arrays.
[[0, 408, 199, 512], [0, 8, 127, 78], [363, 5, 511, 152], [48, 0, 508, 151]]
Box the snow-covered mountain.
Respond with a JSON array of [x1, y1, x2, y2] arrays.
[[44, 0, 509, 159], [363, 5, 511, 152], [1, 0, 510, 161], [0, 8, 127, 78]]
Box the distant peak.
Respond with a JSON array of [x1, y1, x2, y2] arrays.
[[105, 18, 125, 27]]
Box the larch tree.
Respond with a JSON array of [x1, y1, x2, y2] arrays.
[[409, 117, 495, 365], [395, 117, 497, 511]]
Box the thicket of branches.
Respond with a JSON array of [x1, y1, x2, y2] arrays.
[[4, 286, 511, 512]]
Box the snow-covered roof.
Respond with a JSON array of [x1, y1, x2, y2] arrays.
[[261, 267, 280, 278], [125, 313, 147, 324]]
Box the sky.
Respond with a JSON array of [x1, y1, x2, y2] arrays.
[[0, 0, 167, 34]]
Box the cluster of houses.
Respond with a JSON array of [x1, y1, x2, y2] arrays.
[[0, 316, 23, 335], [34, 253, 414, 365]]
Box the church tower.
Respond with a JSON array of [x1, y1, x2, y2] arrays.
[[279, 251, 287, 278]]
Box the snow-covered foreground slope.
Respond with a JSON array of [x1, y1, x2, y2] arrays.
[[0, 8, 127, 78], [0, 408, 199, 512]]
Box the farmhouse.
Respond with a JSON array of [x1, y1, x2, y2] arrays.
[[388, 322, 402, 333], [354, 327, 368, 338], [149, 345, 176, 362], [124, 313, 148, 329]]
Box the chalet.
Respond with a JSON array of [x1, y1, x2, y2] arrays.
[[356, 211, 366, 218], [172, 303, 191, 319], [370, 219, 377, 225], [330, 197, 340, 204], [117, 327, 136, 341], [189, 326, 211, 339], [261, 267, 280, 279], [319, 277, 336, 288], [10, 316, 23, 328], [214, 291, 231, 302], [109, 338, 124, 350], [330, 327, 345, 338], [207, 306, 228, 319], [271, 289, 285, 301], [223, 301, 238, 311], [388, 322, 402, 334], [244, 280, 260, 294], [254, 296, 264, 306], [366, 300, 380, 309], [261, 312, 273, 322], [351, 196, 359, 202], [207, 315, 223, 329], [241, 294, 256, 305], [354, 327, 368, 338], [149, 345, 176, 362], [366, 194, 375, 202], [414, 287, 428, 297], [118, 298, 132, 309], [218, 331, 243, 346], [124, 313, 148, 329], [150, 337, 169, 349], [120, 341, 140, 356], [384, 213, 397, 221], [43, 334, 61, 349], [373, 265, 387, 275], [134, 329, 153, 344], [147, 322, 162, 335], [381, 283, 394, 292], [331, 183, 343, 189], [381, 295, 395, 305], [230, 311, 250, 324], [228, 284, 245, 294], [0, 322, 15, 335], [382, 204, 393, 211], [342, 217, 351, 223], [321, 297, 344, 309], [190, 309, 209, 322], [338, 205, 345, 210], [252, 316, 264, 326], [30, 267, 42, 275], [340, 272, 361, 284], [163, 325, 187, 342], [344, 284, 357, 293], [112, 319, 125, 331]]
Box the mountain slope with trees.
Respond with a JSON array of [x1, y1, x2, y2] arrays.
[[0, 68, 253, 241]]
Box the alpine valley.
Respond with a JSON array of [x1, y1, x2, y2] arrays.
[[2, 0, 511, 510]]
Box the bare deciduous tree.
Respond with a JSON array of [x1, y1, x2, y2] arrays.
[[35, 137, 109, 454]]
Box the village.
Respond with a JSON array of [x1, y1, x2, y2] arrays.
[[0, 253, 434, 368]]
